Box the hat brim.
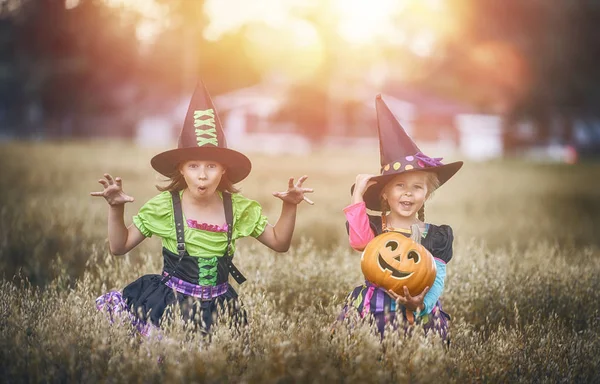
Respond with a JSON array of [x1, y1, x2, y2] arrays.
[[151, 147, 252, 183], [350, 161, 463, 211]]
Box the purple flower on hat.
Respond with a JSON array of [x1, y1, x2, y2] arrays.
[[415, 152, 444, 167]]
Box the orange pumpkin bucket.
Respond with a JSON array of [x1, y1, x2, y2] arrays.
[[361, 232, 436, 296]]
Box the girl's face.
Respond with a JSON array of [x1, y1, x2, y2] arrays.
[[180, 160, 225, 198], [382, 171, 429, 219]]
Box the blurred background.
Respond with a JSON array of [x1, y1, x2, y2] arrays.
[[2, 4, 600, 381], [1, 0, 600, 161]]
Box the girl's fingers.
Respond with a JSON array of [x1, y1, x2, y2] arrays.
[[288, 177, 294, 189], [98, 179, 109, 188], [104, 174, 114, 185], [90, 191, 103, 196], [415, 287, 429, 300], [403, 286, 412, 298], [303, 196, 314, 205], [387, 289, 401, 300], [115, 177, 122, 188], [301, 188, 314, 193], [296, 175, 308, 187]]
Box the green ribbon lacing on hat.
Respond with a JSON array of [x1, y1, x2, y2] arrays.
[[194, 109, 218, 147]]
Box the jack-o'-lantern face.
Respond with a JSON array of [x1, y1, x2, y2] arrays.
[[376, 238, 422, 279], [361, 231, 436, 295]]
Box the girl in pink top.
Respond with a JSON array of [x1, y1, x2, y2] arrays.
[[338, 95, 463, 343]]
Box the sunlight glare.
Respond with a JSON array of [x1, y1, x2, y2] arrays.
[[204, 0, 302, 41], [332, 0, 401, 45], [104, 0, 166, 43], [409, 31, 436, 57], [65, 0, 80, 10], [243, 19, 325, 81]]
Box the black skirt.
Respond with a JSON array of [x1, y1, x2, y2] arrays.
[[122, 273, 246, 333]]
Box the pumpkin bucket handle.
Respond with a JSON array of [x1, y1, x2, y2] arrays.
[[407, 223, 423, 325], [410, 223, 422, 244]]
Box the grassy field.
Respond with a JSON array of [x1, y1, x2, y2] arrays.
[[1, 140, 599, 383]]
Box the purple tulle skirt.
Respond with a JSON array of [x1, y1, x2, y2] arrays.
[[338, 281, 451, 343], [96, 273, 246, 336]]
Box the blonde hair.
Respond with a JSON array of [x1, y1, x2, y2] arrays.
[[155, 165, 240, 194], [420, 172, 440, 221], [424, 171, 441, 199]]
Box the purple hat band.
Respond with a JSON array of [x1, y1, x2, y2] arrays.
[[415, 152, 444, 167], [380, 152, 444, 174]]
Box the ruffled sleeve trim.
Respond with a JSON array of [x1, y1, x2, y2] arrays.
[[427, 224, 454, 264], [231, 193, 269, 239], [132, 191, 174, 239], [133, 215, 152, 237]]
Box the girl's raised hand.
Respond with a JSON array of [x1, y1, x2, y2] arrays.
[[90, 173, 135, 206], [352, 174, 377, 199], [272, 175, 314, 205]]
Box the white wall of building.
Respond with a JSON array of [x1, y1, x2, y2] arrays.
[[456, 114, 503, 161]]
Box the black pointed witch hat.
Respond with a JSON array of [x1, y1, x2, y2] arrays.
[[151, 80, 251, 183], [352, 94, 463, 211]]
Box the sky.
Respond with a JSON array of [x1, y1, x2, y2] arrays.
[[93, 0, 448, 55]]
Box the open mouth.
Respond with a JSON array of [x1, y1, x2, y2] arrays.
[[377, 254, 413, 279]]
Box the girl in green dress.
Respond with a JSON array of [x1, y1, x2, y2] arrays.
[[92, 81, 313, 335]]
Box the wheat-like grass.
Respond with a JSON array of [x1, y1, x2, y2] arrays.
[[0, 140, 599, 382]]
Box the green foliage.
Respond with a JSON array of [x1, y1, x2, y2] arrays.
[[0, 141, 599, 382], [1, 1, 140, 121], [441, 0, 600, 116]]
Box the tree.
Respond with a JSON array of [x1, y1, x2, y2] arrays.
[[1, 0, 140, 137]]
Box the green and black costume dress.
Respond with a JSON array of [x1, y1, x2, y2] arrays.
[[97, 190, 268, 333]]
